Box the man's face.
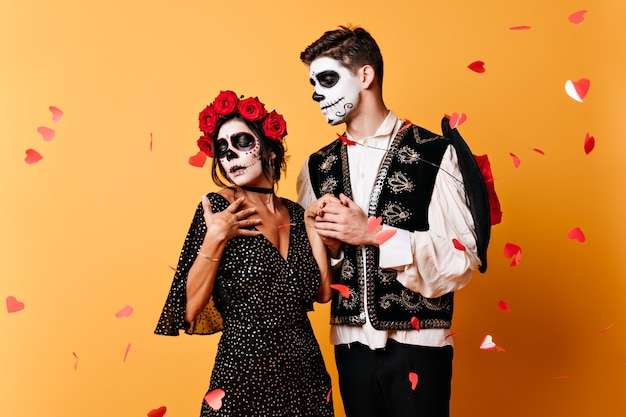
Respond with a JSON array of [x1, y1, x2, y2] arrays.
[[309, 57, 361, 125]]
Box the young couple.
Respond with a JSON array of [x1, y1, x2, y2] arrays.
[[155, 25, 491, 417]]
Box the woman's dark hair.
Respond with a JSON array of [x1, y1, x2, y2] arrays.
[[210, 114, 287, 188], [300, 25, 384, 87]]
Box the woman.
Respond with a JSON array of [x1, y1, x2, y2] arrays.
[[154, 90, 334, 416]]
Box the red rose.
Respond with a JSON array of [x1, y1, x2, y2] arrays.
[[197, 135, 213, 158], [238, 97, 267, 122], [261, 110, 287, 141], [474, 154, 502, 225], [212, 90, 239, 115], [199, 105, 218, 136]]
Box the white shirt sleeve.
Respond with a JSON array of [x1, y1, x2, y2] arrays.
[[378, 145, 481, 298], [296, 158, 315, 209]]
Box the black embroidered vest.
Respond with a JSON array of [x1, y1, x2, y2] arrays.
[[308, 124, 454, 330]]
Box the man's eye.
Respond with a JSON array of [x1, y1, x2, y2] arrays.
[[317, 71, 339, 88]]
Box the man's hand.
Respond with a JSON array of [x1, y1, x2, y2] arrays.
[[315, 193, 380, 247]]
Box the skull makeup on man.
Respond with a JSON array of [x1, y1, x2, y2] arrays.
[[309, 56, 362, 125]]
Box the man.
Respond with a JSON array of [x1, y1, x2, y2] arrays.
[[297, 26, 491, 417]]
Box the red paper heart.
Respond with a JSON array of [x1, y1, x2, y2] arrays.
[[408, 372, 419, 390], [565, 78, 590, 102], [567, 227, 585, 242], [49, 106, 64, 122], [497, 300, 511, 312], [37, 126, 55, 142], [410, 316, 420, 331], [448, 112, 467, 129], [375, 229, 396, 245], [452, 238, 466, 251], [367, 216, 382, 233], [531, 148, 545, 155], [568, 9, 588, 24], [330, 284, 350, 299], [189, 151, 207, 167], [326, 387, 332, 402], [509, 153, 521, 168], [468, 61, 485, 73], [509, 25, 532, 30], [6, 296, 25, 313], [205, 389, 225, 410], [115, 305, 133, 318], [147, 406, 167, 417], [584, 133, 595, 154], [24, 149, 43, 164]]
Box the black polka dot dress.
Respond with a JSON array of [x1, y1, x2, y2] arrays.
[[155, 193, 334, 417]]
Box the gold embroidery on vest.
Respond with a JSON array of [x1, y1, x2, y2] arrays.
[[387, 172, 414, 193]]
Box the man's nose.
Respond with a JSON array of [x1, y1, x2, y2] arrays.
[[312, 91, 324, 102]]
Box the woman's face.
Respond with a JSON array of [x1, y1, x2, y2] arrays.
[[215, 119, 266, 186]]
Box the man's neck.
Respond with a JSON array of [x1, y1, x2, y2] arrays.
[[345, 100, 389, 140]]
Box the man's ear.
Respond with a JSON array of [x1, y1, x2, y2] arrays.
[[359, 65, 376, 89]]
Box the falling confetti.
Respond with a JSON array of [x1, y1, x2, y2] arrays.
[[330, 284, 350, 298], [375, 229, 397, 245], [531, 148, 545, 155], [503, 243, 522, 266], [123, 343, 132, 362], [277, 223, 296, 229], [566, 227, 586, 242], [480, 335, 497, 350], [205, 389, 225, 410], [6, 296, 25, 313], [115, 305, 134, 318], [445, 332, 457, 340], [72, 352, 78, 370], [509, 153, 521, 168], [150, 132, 153, 152], [49, 106, 63, 122], [584, 133, 595, 154], [168, 265, 179, 273], [147, 406, 167, 417], [452, 239, 466, 251], [37, 126, 55, 142], [568, 10, 588, 24], [468, 60, 486, 73], [337, 133, 356, 146], [410, 316, 420, 331], [497, 300, 511, 312], [448, 112, 467, 129], [326, 387, 332, 402], [367, 216, 382, 233], [408, 372, 419, 390], [189, 151, 207, 167], [509, 25, 532, 30], [600, 324, 615, 334], [565, 78, 590, 102]]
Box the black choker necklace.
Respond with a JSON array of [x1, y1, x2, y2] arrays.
[[240, 185, 274, 194]]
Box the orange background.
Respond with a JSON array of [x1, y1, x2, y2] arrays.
[[1, 1, 625, 416]]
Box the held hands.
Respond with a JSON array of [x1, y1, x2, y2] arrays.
[[312, 193, 381, 249], [202, 195, 262, 242]]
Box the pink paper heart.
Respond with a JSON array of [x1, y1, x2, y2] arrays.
[[565, 78, 590, 102], [49, 106, 64, 122], [584, 133, 595, 154], [480, 335, 496, 350], [205, 389, 225, 410], [408, 372, 419, 390], [147, 406, 167, 417], [330, 284, 350, 299], [6, 296, 25, 313], [467, 61, 485, 73], [326, 387, 332, 402], [37, 126, 55, 142], [567, 227, 585, 242], [189, 151, 207, 168], [452, 238, 466, 251], [509, 152, 521, 168], [448, 112, 467, 129], [375, 229, 396, 245], [410, 316, 420, 331], [24, 148, 43, 164], [115, 305, 133, 318], [568, 9, 587, 24], [367, 216, 382, 233]]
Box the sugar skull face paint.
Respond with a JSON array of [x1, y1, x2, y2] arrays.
[[216, 119, 263, 184], [309, 57, 361, 125]]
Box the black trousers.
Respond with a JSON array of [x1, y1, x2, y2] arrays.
[[335, 340, 453, 417]]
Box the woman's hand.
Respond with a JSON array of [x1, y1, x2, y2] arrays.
[[202, 195, 262, 242]]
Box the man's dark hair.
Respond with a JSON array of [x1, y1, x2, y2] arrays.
[[300, 25, 384, 87]]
